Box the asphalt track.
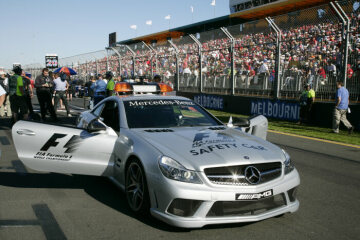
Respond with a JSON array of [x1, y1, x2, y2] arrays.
[[0, 97, 359, 240]]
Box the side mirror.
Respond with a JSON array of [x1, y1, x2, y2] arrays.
[[87, 120, 106, 133], [232, 117, 250, 127]]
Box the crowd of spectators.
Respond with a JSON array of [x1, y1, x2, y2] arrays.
[[56, 2, 359, 100]]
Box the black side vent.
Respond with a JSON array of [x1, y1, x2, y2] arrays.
[[144, 129, 174, 133], [208, 127, 226, 131]]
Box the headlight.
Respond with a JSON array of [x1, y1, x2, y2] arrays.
[[159, 156, 202, 184], [282, 149, 294, 174]]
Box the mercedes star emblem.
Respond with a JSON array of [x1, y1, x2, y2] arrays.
[[244, 166, 261, 184]]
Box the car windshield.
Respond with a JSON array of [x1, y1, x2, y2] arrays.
[[124, 99, 222, 128]]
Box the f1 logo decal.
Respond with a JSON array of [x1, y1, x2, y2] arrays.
[[40, 134, 66, 151], [40, 134, 81, 153]]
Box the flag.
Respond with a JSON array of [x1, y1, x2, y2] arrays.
[[190, 6, 194, 13], [211, 0, 216, 6], [130, 25, 137, 30], [165, 15, 171, 20], [146, 20, 152, 25]]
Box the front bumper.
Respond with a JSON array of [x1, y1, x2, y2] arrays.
[[150, 168, 300, 228]]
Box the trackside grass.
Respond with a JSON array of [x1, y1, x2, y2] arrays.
[[208, 110, 360, 146]]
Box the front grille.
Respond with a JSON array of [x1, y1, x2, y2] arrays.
[[207, 193, 286, 217], [204, 162, 282, 186]]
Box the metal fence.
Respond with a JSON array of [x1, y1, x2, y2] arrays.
[[23, 0, 360, 102]]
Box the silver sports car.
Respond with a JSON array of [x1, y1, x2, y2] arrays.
[[12, 86, 300, 228]]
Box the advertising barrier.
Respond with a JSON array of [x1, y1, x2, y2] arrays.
[[194, 94, 224, 110], [250, 99, 300, 121]]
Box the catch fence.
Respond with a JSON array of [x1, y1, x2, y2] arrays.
[[23, 0, 360, 102]]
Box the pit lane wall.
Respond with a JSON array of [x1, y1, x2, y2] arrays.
[[178, 92, 360, 130]]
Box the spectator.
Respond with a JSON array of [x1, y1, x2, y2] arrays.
[[9, 66, 28, 123], [153, 75, 161, 83], [67, 77, 74, 102], [298, 84, 315, 124], [332, 81, 353, 134], [53, 73, 71, 117], [0, 71, 11, 117], [91, 74, 107, 106], [347, 64, 354, 79], [0, 84, 5, 108], [105, 71, 115, 96], [21, 71, 34, 117], [35, 68, 58, 122]]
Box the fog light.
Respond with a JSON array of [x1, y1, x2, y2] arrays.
[[287, 187, 297, 202], [167, 199, 203, 217]]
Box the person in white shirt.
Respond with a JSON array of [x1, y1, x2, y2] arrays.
[[0, 72, 11, 117], [258, 59, 270, 86], [0, 84, 5, 108], [53, 73, 71, 117], [258, 60, 269, 74]]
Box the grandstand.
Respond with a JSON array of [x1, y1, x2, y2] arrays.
[[24, 0, 359, 103]]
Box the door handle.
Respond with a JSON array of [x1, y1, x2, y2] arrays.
[[16, 129, 35, 136]]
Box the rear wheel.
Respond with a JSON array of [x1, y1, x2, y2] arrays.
[[125, 159, 150, 214]]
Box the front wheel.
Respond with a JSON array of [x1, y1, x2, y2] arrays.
[[125, 159, 150, 214]]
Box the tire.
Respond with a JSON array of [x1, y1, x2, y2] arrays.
[[125, 158, 150, 214]]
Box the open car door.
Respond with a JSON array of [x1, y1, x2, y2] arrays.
[[246, 115, 268, 140], [229, 115, 268, 140], [12, 121, 117, 176]]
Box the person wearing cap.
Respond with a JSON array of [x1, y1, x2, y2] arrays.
[[0, 71, 12, 117], [298, 84, 315, 124], [91, 74, 107, 106], [8, 66, 28, 122], [105, 71, 115, 97], [333, 81, 353, 134]]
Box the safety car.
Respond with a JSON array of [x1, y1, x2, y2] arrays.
[[12, 82, 300, 228]]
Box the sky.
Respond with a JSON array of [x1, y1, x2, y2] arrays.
[[0, 0, 229, 69]]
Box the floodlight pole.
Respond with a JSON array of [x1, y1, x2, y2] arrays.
[[85, 61, 88, 81], [125, 45, 136, 78], [266, 17, 282, 99], [331, 1, 350, 87], [142, 41, 156, 79], [148, 43, 158, 78], [95, 60, 98, 75], [190, 34, 203, 93], [168, 40, 180, 91], [109, 46, 123, 77], [221, 27, 235, 95], [105, 50, 109, 71]]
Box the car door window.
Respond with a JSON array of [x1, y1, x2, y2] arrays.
[[100, 101, 120, 132]]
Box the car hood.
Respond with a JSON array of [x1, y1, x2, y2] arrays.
[[132, 127, 284, 171]]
